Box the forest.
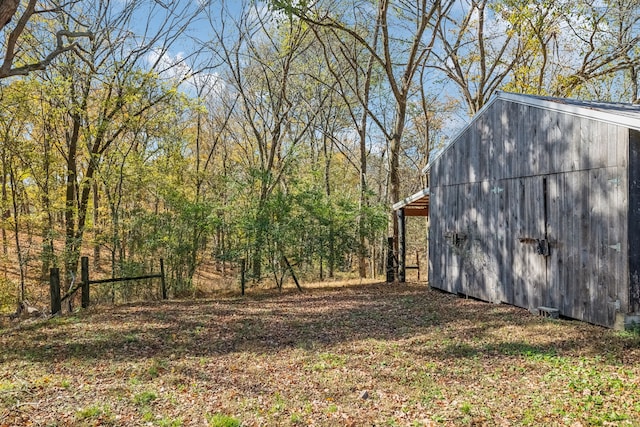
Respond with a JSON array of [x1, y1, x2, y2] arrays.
[[1, 0, 640, 311]]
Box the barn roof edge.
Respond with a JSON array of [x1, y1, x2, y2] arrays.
[[422, 90, 640, 175], [392, 187, 430, 211]]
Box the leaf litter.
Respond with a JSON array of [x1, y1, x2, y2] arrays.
[[1, 282, 639, 426]]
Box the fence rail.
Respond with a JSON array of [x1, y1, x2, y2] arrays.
[[50, 257, 166, 315]]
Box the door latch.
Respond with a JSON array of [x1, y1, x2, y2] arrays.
[[536, 239, 550, 257]]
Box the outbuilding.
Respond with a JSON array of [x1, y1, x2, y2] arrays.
[[395, 91, 640, 329]]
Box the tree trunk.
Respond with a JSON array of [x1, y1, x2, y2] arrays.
[[93, 179, 100, 268], [64, 111, 80, 286], [1, 146, 8, 260], [389, 101, 406, 281], [41, 125, 55, 278], [9, 163, 25, 301], [0, 0, 19, 32]]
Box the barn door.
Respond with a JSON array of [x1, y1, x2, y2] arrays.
[[509, 176, 549, 311], [546, 169, 623, 327]]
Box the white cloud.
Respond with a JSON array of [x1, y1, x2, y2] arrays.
[[145, 48, 226, 101]]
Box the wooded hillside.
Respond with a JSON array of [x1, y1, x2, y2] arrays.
[[1, 0, 639, 310]]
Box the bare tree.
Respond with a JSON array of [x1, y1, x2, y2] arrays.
[[41, 0, 202, 292], [0, 0, 92, 79], [429, 0, 527, 115], [205, 1, 329, 281], [270, 0, 451, 279]]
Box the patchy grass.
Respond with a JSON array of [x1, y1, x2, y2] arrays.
[[1, 282, 639, 426]]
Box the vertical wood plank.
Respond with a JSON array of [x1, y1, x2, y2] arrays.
[[591, 166, 610, 326], [607, 122, 618, 168], [442, 185, 451, 292], [527, 105, 538, 176], [510, 178, 524, 307], [547, 173, 562, 309], [570, 170, 589, 321], [516, 104, 527, 178], [492, 101, 504, 181], [618, 125, 628, 168], [532, 176, 545, 311], [618, 162, 630, 315], [445, 185, 460, 293], [580, 116, 591, 171], [618, 129, 629, 317], [550, 111, 564, 173], [480, 107, 490, 181], [466, 183, 480, 299], [565, 171, 579, 320], [536, 109, 553, 175], [592, 120, 608, 169], [460, 127, 470, 184], [504, 102, 517, 180], [556, 172, 568, 315], [562, 172, 576, 318], [571, 115, 582, 172], [580, 170, 592, 322], [479, 179, 500, 302], [504, 178, 516, 306], [590, 168, 603, 324], [469, 121, 479, 183], [496, 178, 509, 303]]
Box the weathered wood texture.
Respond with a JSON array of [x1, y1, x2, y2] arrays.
[[429, 98, 631, 328], [628, 130, 640, 313]]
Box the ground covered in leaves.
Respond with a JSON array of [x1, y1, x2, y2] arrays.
[[1, 282, 640, 426]]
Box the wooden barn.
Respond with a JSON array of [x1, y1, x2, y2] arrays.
[[395, 91, 640, 329]]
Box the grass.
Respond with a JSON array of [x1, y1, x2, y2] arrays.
[[1, 282, 639, 426], [207, 413, 241, 427]]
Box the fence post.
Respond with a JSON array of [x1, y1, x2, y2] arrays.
[[386, 237, 395, 282], [81, 256, 90, 309], [50, 268, 61, 315], [240, 258, 246, 296], [416, 251, 421, 281], [397, 208, 406, 283], [160, 258, 167, 300]]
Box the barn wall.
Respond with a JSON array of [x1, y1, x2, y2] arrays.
[[628, 129, 640, 313], [429, 99, 630, 327]]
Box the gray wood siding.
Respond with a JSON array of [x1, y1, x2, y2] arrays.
[[628, 130, 640, 313], [428, 99, 631, 328]]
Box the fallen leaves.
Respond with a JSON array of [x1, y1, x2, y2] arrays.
[[0, 282, 639, 426]]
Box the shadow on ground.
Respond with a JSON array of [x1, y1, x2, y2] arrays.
[[1, 282, 638, 365]]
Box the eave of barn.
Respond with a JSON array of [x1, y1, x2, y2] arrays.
[[422, 90, 640, 175], [392, 188, 429, 217]]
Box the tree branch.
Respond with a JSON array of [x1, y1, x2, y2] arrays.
[[0, 0, 93, 79]]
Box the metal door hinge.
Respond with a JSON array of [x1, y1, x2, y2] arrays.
[[608, 242, 621, 252]]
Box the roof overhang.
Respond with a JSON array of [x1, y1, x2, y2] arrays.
[[421, 90, 640, 175], [392, 188, 429, 217]]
